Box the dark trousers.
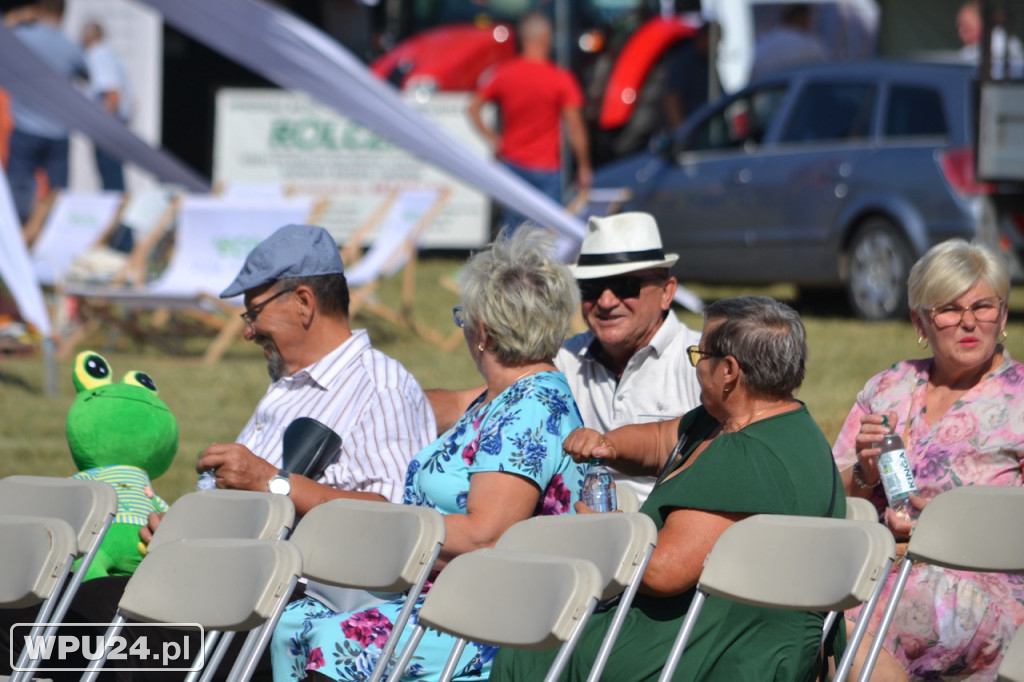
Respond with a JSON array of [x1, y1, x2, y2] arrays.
[[6, 129, 70, 223], [94, 147, 126, 192]]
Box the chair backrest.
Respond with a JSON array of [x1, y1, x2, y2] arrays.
[[659, 515, 896, 682], [998, 624, 1024, 682], [0, 515, 77, 609], [30, 191, 123, 285], [289, 498, 444, 592], [147, 489, 296, 552], [0, 475, 117, 556], [860, 487, 1024, 682], [845, 496, 879, 522], [145, 194, 316, 299], [906, 486, 1024, 571], [616, 484, 641, 513], [118, 538, 303, 630], [419, 547, 602, 649], [495, 512, 656, 601], [699, 515, 895, 610]]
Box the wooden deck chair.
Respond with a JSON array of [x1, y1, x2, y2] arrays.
[[27, 191, 124, 286], [79, 538, 302, 682], [285, 498, 445, 682], [658, 515, 896, 682], [60, 194, 325, 362], [2, 516, 78, 682], [495, 512, 657, 682], [858, 486, 1024, 682], [344, 186, 453, 347], [998, 623, 1024, 682], [0, 475, 118, 682], [389, 547, 603, 682]]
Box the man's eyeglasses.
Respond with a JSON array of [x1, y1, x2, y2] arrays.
[[240, 287, 296, 327], [452, 306, 465, 328], [927, 297, 1003, 329], [578, 275, 665, 302], [686, 345, 723, 368]]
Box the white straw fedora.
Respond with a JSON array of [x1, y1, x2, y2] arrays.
[[569, 212, 679, 279]]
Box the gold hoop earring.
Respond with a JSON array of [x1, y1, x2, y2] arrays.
[[917, 336, 929, 350], [1000, 330, 1008, 343]]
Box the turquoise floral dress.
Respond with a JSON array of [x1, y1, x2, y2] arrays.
[[271, 371, 586, 681]]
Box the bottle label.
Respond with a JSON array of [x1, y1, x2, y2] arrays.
[[582, 488, 617, 513], [878, 448, 916, 504]]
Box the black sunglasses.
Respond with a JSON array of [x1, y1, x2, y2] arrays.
[[578, 275, 665, 302]]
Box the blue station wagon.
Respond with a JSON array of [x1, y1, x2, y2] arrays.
[[593, 60, 1014, 320]]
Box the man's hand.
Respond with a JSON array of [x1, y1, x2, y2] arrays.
[[196, 442, 277, 492]]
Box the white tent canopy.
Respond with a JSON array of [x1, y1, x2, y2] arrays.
[[134, 0, 702, 312]]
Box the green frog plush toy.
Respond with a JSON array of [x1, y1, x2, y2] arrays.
[[67, 350, 178, 580]]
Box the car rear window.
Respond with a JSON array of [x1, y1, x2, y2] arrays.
[[884, 86, 949, 138], [780, 83, 877, 143]]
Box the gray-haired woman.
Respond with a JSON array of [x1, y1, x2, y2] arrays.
[[491, 295, 844, 681], [271, 226, 587, 682]]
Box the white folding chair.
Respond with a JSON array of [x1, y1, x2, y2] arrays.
[[80, 538, 303, 682], [998, 624, 1024, 682], [859, 486, 1024, 682], [147, 489, 296, 682], [845, 496, 879, 522], [1, 515, 78, 682], [616, 484, 641, 512], [390, 548, 603, 682], [0, 475, 117, 682], [658, 515, 896, 682], [495, 512, 657, 682], [285, 498, 445, 682]]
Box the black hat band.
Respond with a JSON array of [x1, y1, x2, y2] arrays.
[[576, 248, 665, 267]]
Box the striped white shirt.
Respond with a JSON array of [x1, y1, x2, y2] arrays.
[[236, 329, 436, 503]]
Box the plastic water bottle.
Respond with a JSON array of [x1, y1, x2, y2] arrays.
[[876, 416, 916, 513], [196, 468, 217, 491], [581, 459, 617, 512]]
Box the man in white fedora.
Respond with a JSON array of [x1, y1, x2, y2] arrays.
[[429, 212, 701, 503]]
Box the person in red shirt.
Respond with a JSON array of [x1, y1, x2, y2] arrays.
[[468, 11, 592, 228]]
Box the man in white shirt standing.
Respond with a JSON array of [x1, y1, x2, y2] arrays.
[[429, 212, 701, 504], [81, 20, 131, 190]]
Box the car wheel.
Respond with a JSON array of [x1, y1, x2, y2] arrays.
[[845, 220, 913, 321]]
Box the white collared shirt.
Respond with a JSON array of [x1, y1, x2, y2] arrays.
[[555, 313, 702, 503], [236, 329, 436, 503]]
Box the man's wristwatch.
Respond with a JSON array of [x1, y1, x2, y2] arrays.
[[268, 468, 291, 495]]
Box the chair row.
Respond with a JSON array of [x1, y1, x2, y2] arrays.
[[3, 476, 1023, 682]]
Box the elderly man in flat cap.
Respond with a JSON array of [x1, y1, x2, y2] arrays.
[[191, 223, 435, 514], [430, 212, 700, 504]]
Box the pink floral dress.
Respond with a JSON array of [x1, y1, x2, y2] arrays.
[[833, 348, 1024, 680]]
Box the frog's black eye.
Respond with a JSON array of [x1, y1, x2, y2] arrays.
[[124, 371, 158, 393], [73, 351, 113, 392]]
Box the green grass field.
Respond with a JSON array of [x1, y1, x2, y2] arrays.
[[3, 255, 1023, 504]]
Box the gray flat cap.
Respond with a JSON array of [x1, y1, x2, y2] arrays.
[[220, 224, 344, 298]]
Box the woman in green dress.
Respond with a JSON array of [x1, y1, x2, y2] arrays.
[[489, 295, 845, 682]]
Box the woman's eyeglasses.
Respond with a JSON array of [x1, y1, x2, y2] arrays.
[[452, 306, 465, 328], [578, 275, 665, 302], [927, 297, 1003, 329], [686, 345, 723, 367]]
